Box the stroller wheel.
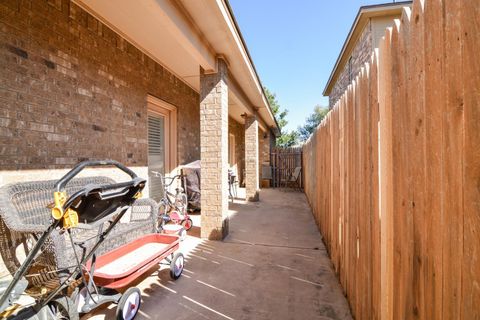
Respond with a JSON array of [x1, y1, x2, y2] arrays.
[[116, 287, 141, 320], [170, 252, 185, 280], [47, 296, 79, 320], [181, 218, 193, 231]]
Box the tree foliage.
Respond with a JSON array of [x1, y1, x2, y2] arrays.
[[264, 87, 298, 147], [277, 130, 299, 147], [297, 105, 329, 142]]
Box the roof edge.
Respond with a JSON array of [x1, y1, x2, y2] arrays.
[[223, 0, 280, 134]]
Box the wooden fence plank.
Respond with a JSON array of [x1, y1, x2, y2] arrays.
[[408, 1, 426, 319], [391, 14, 411, 318], [423, 0, 444, 319], [461, 1, 480, 318], [442, 0, 464, 318], [369, 52, 380, 320], [353, 76, 361, 317], [378, 27, 394, 320]]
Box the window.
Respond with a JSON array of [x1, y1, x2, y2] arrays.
[[147, 96, 177, 201]]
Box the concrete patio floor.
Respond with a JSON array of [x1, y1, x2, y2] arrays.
[[85, 189, 352, 320]]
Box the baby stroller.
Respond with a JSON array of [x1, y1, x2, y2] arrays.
[[0, 160, 184, 320]]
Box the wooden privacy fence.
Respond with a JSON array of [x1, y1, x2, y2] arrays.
[[302, 0, 479, 319], [270, 147, 303, 188]]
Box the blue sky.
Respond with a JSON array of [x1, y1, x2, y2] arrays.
[[229, 0, 394, 131]]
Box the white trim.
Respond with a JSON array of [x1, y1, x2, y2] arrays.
[[147, 95, 177, 112]]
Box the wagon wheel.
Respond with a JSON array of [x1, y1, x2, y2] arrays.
[[116, 287, 141, 320], [169, 252, 184, 280]]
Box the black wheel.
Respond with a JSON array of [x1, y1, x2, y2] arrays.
[[181, 218, 193, 231], [116, 287, 141, 320], [47, 296, 79, 320], [169, 252, 184, 280]]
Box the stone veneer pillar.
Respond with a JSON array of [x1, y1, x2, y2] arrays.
[[245, 114, 260, 201], [199, 58, 229, 240]]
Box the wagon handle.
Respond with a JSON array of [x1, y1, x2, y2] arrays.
[[54, 160, 138, 192]]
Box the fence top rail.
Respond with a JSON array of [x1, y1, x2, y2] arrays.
[[271, 147, 303, 153]]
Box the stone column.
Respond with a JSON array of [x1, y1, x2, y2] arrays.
[[200, 58, 229, 240], [245, 114, 259, 201]]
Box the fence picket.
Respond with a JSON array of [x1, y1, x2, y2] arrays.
[[461, 0, 480, 318], [423, 1, 444, 319]]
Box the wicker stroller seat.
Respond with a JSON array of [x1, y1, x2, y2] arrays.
[[0, 177, 158, 293]]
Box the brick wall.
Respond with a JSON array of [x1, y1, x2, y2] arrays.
[[329, 20, 373, 108], [0, 0, 199, 172]]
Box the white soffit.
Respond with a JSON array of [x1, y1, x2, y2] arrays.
[[74, 0, 216, 91]]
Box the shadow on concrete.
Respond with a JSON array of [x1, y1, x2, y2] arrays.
[[83, 189, 352, 320]]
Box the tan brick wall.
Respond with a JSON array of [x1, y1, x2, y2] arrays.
[[199, 59, 229, 240], [244, 114, 259, 201], [329, 20, 373, 108], [228, 117, 245, 185], [0, 0, 199, 173]]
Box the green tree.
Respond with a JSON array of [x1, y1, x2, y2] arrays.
[[277, 130, 299, 147], [264, 87, 298, 147], [297, 105, 329, 142]]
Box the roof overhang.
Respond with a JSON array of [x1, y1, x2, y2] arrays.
[[73, 0, 279, 136], [322, 1, 412, 96]]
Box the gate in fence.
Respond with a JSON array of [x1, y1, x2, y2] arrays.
[[270, 147, 303, 188]]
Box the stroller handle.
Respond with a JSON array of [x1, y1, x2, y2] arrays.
[[55, 160, 138, 192]]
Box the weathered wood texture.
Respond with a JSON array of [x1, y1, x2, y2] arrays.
[[302, 0, 480, 319]]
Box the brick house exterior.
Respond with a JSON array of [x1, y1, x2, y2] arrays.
[[0, 0, 279, 240], [324, 1, 412, 108], [328, 23, 372, 107]]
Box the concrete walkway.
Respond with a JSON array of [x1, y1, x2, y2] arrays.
[[86, 189, 352, 320]]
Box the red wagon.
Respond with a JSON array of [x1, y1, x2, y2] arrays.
[[80, 233, 185, 319], [92, 233, 183, 289]]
